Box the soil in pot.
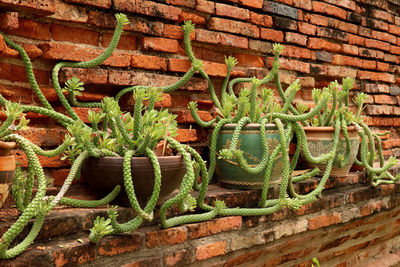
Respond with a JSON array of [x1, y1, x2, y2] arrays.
[[214, 123, 283, 190], [301, 126, 360, 177], [81, 155, 187, 207]]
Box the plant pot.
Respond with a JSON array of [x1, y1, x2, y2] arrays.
[[81, 155, 187, 207], [301, 126, 360, 177], [0, 141, 16, 208], [214, 123, 283, 189]]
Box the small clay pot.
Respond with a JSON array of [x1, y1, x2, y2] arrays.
[[81, 155, 187, 207], [301, 126, 360, 177]]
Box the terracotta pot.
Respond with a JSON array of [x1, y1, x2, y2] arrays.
[[0, 141, 16, 208], [301, 126, 359, 177], [213, 123, 283, 189], [81, 155, 187, 207]]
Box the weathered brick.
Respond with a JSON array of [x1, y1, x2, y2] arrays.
[[131, 54, 168, 71], [52, 238, 95, 267], [249, 12, 273, 27], [316, 51, 332, 62], [196, 0, 214, 13], [164, 248, 193, 266], [263, 1, 298, 19], [390, 45, 400, 55], [260, 28, 283, 42], [175, 128, 197, 142], [390, 85, 400, 96], [187, 217, 242, 239], [166, 0, 195, 8], [363, 83, 389, 94], [365, 39, 390, 51], [0, 0, 56, 17], [97, 234, 142, 256], [313, 1, 346, 19], [240, 0, 262, 9], [382, 139, 400, 149], [216, 3, 249, 20], [178, 11, 206, 25], [234, 53, 264, 68], [362, 59, 377, 70], [298, 22, 317, 35], [308, 212, 341, 230], [146, 227, 187, 248], [273, 16, 298, 30], [377, 62, 389, 72], [332, 55, 362, 68], [63, 0, 111, 9], [175, 110, 212, 124], [359, 48, 384, 59], [141, 37, 179, 53], [308, 38, 341, 52], [358, 71, 395, 83], [249, 39, 272, 53], [0, 62, 49, 84], [60, 68, 108, 85], [195, 29, 248, 49], [327, 66, 357, 78], [309, 14, 329, 27], [3, 17, 50, 40], [374, 95, 397, 105], [51, 24, 100, 45], [0, 11, 18, 30], [224, 250, 263, 267], [114, 0, 181, 21], [372, 30, 397, 44], [208, 17, 259, 38], [40, 43, 130, 67], [267, 57, 310, 73], [49, 1, 88, 23], [341, 44, 359, 55], [101, 34, 136, 50], [196, 241, 227, 261], [282, 45, 311, 59], [317, 27, 348, 42], [285, 32, 307, 46], [372, 9, 394, 23]]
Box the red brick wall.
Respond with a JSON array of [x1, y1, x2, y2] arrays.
[[1, 0, 400, 174]]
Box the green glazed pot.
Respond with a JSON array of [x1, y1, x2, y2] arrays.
[[214, 123, 283, 189], [301, 126, 360, 177]]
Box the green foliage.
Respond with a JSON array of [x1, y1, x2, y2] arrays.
[[89, 216, 114, 244]]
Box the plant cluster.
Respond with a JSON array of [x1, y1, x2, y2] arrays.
[[0, 14, 398, 260]]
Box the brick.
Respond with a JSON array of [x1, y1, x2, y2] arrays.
[[336, 21, 358, 35], [365, 117, 400, 127], [363, 83, 389, 94], [224, 250, 263, 267], [382, 139, 400, 149], [208, 17, 259, 38], [49, 1, 88, 23], [3, 17, 50, 40], [0, 11, 18, 30], [63, 0, 111, 9], [376, 62, 389, 72], [317, 27, 347, 42], [372, 9, 393, 23], [60, 68, 108, 85], [308, 212, 341, 230], [97, 234, 142, 256], [365, 39, 390, 51], [196, 241, 227, 261], [362, 59, 377, 70], [240, 0, 262, 9], [263, 2, 298, 19], [175, 110, 212, 123], [141, 37, 179, 53], [178, 11, 206, 25], [101, 34, 136, 50], [114, 0, 181, 21], [282, 45, 309, 60], [285, 32, 307, 46], [273, 16, 297, 30], [249, 12, 273, 27], [359, 48, 384, 59], [332, 55, 362, 68], [389, 25, 400, 36], [146, 227, 187, 248], [260, 28, 283, 42], [187, 216, 242, 239], [358, 71, 395, 83], [390, 85, 400, 96], [175, 128, 197, 142], [122, 258, 161, 267], [372, 30, 397, 44], [216, 3, 249, 20], [384, 54, 397, 63], [234, 53, 264, 68], [131, 54, 168, 71], [341, 44, 359, 55], [52, 238, 95, 267], [313, 1, 347, 19], [51, 24, 100, 45], [195, 29, 248, 49], [230, 232, 266, 251], [164, 248, 193, 266], [0, 0, 56, 17], [196, 0, 214, 13], [374, 95, 397, 105], [267, 57, 310, 73], [298, 22, 317, 35], [249, 39, 272, 53], [365, 105, 393, 116], [0, 62, 49, 84], [327, 66, 357, 78], [316, 51, 332, 62], [308, 38, 341, 52], [40, 43, 130, 67], [166, 0, 195, 8], [309, 14, 328, 27], [390, 45, 400, 55], [14, 149, 69, 168]]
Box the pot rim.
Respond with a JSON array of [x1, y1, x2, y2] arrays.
[[302, 126, 356, 132], [88, 155, 183, 160], [219, 123, 278, 130]]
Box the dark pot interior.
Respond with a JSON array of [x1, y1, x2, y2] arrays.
[[81, 155, 187, 207]]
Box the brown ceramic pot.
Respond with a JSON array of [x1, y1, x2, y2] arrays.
[[81, 155, 187, 207], [0, 141, 16, 208], [301, 126, 359, 177]]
